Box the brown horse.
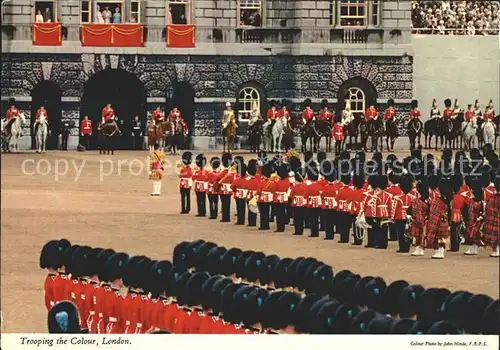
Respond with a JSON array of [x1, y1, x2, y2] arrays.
[[147, 121, 169, 152], [223, 120, 237, 153], [98, 120, 122, 155]]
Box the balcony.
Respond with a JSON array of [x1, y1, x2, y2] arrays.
[[330, 27, 384, 44], [236, 27, 302, 44]]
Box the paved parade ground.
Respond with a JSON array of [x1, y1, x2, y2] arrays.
[[1, 150, 499, 333]]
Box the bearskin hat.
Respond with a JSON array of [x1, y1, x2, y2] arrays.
[[416, 179, 429, 199], [321, 99, 329, 109], [427, 321, 460, 334], [304, 98, 312, 108], [495, 174, 500, 192], [195, 153, 206, 168], [294, 294, 323, 333], [411, 99, 418, 109], [366, 315, 394, 334], [181, 151, 192, 165], [444, 99, 452, 108], [390, 318, 416, 334], [306, 161, 319, 181], [288, 156, 301, 173], [209, 157, 221, 170], [464, 294, 494, 334], [268, 100, 276, 108], [241, 288, 270, 327], [351, 309, 378, 334], [315, 300, 342, 334], [381, 280, 409, 316], [482, 299, 499, 335], [259, 254, 280, 286], [221, 152, 233, 168], [40, 240, 64, 270], [387, 98, 395, 108], [399, 284, 426, 319], [193, 241, 217, 271], [438, 177, 453, 201], [246, 159, 258, 176]]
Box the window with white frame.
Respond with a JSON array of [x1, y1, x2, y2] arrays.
[[239, 0, 262, 27], [80, 1, 141, 24], [371, 0, 379, 26], [238, 87, 260, 122], [167, 0, 191, 25], [339, 0, 366, 26], [347, 87, 365, 114], [34, 1, 57, 23]]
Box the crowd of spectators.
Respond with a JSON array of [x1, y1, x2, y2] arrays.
[[412, 1, 500, 35]]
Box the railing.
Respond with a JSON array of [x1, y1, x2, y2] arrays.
[[412, 27, 500, 35], [330, 27, 384, 44], [236, 27, 302, 44]]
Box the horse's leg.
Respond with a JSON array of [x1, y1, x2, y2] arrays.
[[385, 136, 390, 152]]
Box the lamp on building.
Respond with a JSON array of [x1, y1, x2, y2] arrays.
[[1, 0, 11, 24]]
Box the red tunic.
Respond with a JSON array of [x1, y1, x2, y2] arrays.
[[464, 110, 474, 121], [465, 200, 484, 246], [266, 108, 278, 120], [319, 110, 333, 121], [442, 108, 453, 120], [483, 112, 494, 121], [36, 108, 48, 121], [87, 281, 101, 333], [408, 197, 429, 245], [392, 193, 415, 220], [336, 185, 353, 212], [302, 109, 315, 121], [121, 292, 142, 334], [384, 108, 395, 121], [426, 197, 450, 247], [484, 185, 496, 204], [306, 181, 324, 208], [451, 191, 469, 222], [179, 166, 193, 189], [483, 194, 500, 248], [6, 107, 19, 121], [79, 280, 93, 331], [257, 178, 274, 203], [54, 273, 71, 303], [105, 288, 124, 334], [145, 298, 161, 332], [374, 190, 393, 218], [94, 285, 111, 334], [198, 314, 222, 334], [321, 182, 337, 210], [160, 300, 180, 333], [207, 170, 222, 195], [152, 110, 165, 122], [70, 279, 88, 330], [44, 274, 57, 310], [245, 175, 260, 201], [333, 124, 344, 141], [272, 178, 291, 203], [102, 107, 115, 121], [363, 189, 377, 218], [386, 185, 403, 197], [290, 182, 308, 208], [409, 108, 421, 120], [349, 188, 366, 215], [193, 168, 209, 193], [172, 307, 190, 334], [232, 175, 248, 200], [80, 120, 92, 135], [429, 189, 440, 202], [365, 107, 377, 121], [278, 108, 290, 120], [218, 169, 236, 195]]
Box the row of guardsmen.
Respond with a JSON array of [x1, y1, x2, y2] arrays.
[[41, 239, 498, 334], [176, 148, 500, 259]]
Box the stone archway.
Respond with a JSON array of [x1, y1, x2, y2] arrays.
[[170, 82, 195, 144], [80, 69, 146, 150], [30, 81, 62, 150], [337, 77, 378, 116]]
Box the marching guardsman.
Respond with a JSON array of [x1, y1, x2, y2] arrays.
[[246, 159, 260, 227], [305, 162, 323, 238], [409, 100, 421, 120], [290, 165, 307, 235], [426, 178, 453, 259], [102, 104, 114, 123], [350, 171, 366, 246], [373, 175, 392, 249], [463, 178, 485, 256], [341, 99, 354, 126], [149, 143, 165, 196], [320, 160, 336, 240], [473, 99, 482, 118], [193, 154, 208, 217], [450, 174, 468, 252], [464, 104, 474, 121], [60, 121, 70, 151], [383, 99, 396, 121], [391, 174, 415, 253], [152, 106, 165, 125], [452, 99, 461, 117], [36, 105, 48, 121], [442, 99, 453, 120], [364, 104, 377, 122], [218, 153, 236, 223], [302, 99, 315, 125], [256, 162, 274, 230], [333, 114, 344, 155], [206, 157, 222, 219], [132, 116, 143, 150], [80, 116, 92, 150], [232, 161, 248, 225], [319, 99, 333, 123], [430, 98, 440, 119], [409, 179, 430, 256], [271, 163, 291, 232], [40, 239, 71, 311], [278, 102, 291, 120], [483, 174, 500, 257], [179, 151, 193, 212], [6, 98, 20, 122], [335, 170, 354, 244]]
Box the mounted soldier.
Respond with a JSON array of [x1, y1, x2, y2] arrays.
[[341, 98, 356, 150], [247, 101, 263, 153], [408, 99, 423, 150], [167, 107, 180, 123], [152, 106, 165, 126], [301, 98, 315, 128], [384, 98, 398, 151], [101, 104, 114, 124], [222, 102, 237, 152], [473, 99, 482, 118]]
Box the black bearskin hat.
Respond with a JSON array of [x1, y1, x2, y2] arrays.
[[247, 159, 258, 176], [269, 100, 276, 108], [411, 99, 418, 109], [438, 177, 453, 201], [181, 151, 192, 165], [387, 98, 395, 108], [48, 301, 81, 334], [221, 152, 233, 168], [195, 153, 206, 168], [399, 174, 413, 194], [444, 99, 452, 108], [8, 98, 15, 106], [304, 98, 312, 108], [321, 99, 329, 109], [416, 179, 429, 200]]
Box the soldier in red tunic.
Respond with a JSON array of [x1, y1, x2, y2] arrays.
[[66, 246, 92, 332], [464, 104, 474, 121], [373, 175, 393, 249], [179, 151, 193, 214], [321, 160, 337, 240], [256, 163, 275, 230], [152, 106, 165, 125], [361, 175, 378, 248], [335, 171, 354, 244], [409, 179, 430, 256], [409, 100, 421, 120], [483, 174, 500, 257], [305, 162, 323, 238], [290, 166, 307, 235], [271, 163, 291, 232], [442, 99, 453, 120], [80, 116, 92, 150], [40, 239, 71, 311], [350, 171, 366, 246], [364, 105, 377, 122], [232, 161, 248, 225], [193, 154, 208, 217], [6, 99, 20, 122], [217, 153, 236, 223], [102, 252, 128, 334], [101, 104, 115, 123], [392, 174, 415, 253], [384, 100, 396, 122], [318, 99, 333, 123], [426, 178, 453, 259], [245, 159, 260, 227], [278, 102, 291, 120], [36, 105, 48, 121], [301, 99, 315, 125], [206, 157, 221, 219], [333, 117, 344, 155]]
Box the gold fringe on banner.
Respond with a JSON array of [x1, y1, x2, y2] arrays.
[[81, 24, 143, 45], [167, 25, 196, 46], [32, 23, 61, 43]]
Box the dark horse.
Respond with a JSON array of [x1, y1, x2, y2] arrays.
[[440, 118, 455, 150], [98, 120, 122, 155], [424, 118, 441, 150], [476, 117, 485, 150], [359, 119, 368, 151], [450, 113, 464, 149], [408, 118, 423, 150], [247, 119, 263, 153], [301, 119, 331, 153], [367, 118, 384, 152], [384, 118, 398, 152]]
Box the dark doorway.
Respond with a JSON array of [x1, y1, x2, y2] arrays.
[[80, 69, 146, 150], [169, 82, 195, 148], [30, 81, 62, 150], [336, 77, 378, 116]]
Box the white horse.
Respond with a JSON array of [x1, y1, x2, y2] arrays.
[[34, 116, 49, 153], [262, 119, 271, 151], [462, 119, 477, 151], [482, 120, 496, 146], [271, 115, 288, 153], [6, 113, 26, 152]]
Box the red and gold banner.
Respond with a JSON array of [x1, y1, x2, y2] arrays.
[[32, 22, 62, 46], [80, 24, 144, 47], [167, 25, 196, 48]]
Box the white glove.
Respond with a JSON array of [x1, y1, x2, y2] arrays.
[[288, 171, 295, 177]]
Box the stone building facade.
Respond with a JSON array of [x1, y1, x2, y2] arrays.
[[1, 0, 414, 150]]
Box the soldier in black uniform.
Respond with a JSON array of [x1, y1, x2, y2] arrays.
[[132, 116, 143, 150], [60, 121, 70, 151]]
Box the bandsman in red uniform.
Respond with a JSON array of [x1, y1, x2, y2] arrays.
[[271, 163, 291, 232], [67, 246, 92, 332], [409, 179, 430, 256], [207, 157, 222, 220], [391, 174, 415, 253], [179, 151, 193, 213], [409, 99, 421, 120], [102, 104, 115, 123], [364, 104, 377, 122], [193, 154, 208, 217], [301, 99, 315, 125], [483, 174, 500, 257], [80, 116, 92, 150], [102, 252, 128, 334], [350, 172, 366, 246], [278, 102, 291, 121], [305, 162, 324, 238], [442, 99, 453, 120], [426, 178, 453, 259], [120, 256, 147, 334], [152, 106, 165, 125], [373, 175, 393, 249], [245, 160, 260, 227], [217, 153, 236, 223], [464, 104, 474, 121], [290, 166, 307, 235], [318, 99, 333, 123], [256, 163, 275, 230], [361, 175, 378, 248], [320, 161, 337, 240], [232, 161, 248, 226], [86, 248, 113, 333], [463, 179, 485, 256]]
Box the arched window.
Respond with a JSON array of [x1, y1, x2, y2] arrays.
[[347, 87, 365, 114], [238, 87, 260, 122]]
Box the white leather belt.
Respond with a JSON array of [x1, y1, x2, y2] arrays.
[[99, 313, 103, 318], [109, 317, 117, 322]]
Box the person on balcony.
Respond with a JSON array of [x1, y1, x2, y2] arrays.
[[36, 10, 44, 23], [179, 14, 187, 25], [96, 6, 104, 24], [167, 6, 172, 25], [113, 7, 121, 24], [43, 7, 52, 23], [103, 7, 112, 24]]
